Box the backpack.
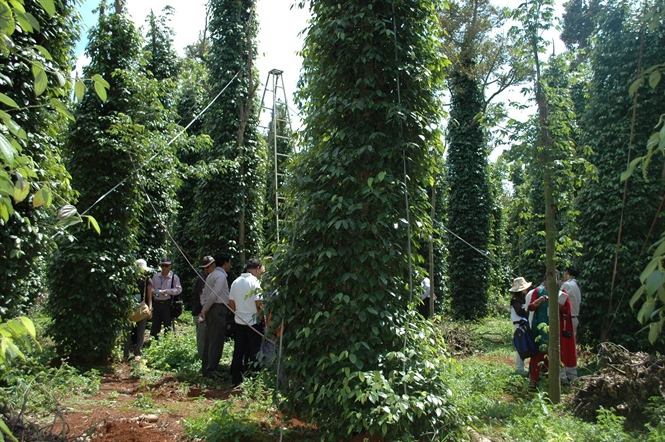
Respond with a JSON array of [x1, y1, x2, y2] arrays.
[[513, 318, 538, 360], [169, 275, 183, 319]]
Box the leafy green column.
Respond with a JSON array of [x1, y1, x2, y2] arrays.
[[47, 4, 155, 363], [0, 0, 80, 317], [269, 1, 461, 439], [193, 0, 264, 268], [446, 65, 491, 319], [575, 1, 665, 350]]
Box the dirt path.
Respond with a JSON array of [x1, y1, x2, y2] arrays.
[[58, 363, 233, 441]]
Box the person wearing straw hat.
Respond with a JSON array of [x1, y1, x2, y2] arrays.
[[509, 276, 532, 375]]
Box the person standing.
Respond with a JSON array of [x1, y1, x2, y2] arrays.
[[229, 257, 265, 387], [509, 277, 531, 375], [526, 279, 549, 391], [561, 266, 581, 338], [192, 262, 209, 360], [558, 287, 578, 384], [560, 266, 581, 382], [418, 276, 434, 318], [150, 257, 182, 340], [200, 253, 231, 378], [124, 259, 153, 361]]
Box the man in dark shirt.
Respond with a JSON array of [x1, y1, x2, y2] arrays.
[[509, 276, 531, 375]]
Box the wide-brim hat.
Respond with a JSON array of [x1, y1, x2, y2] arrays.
[[509, 277, 532, 292], [136, 259, 151, 272], [199, 256, 215, 268]]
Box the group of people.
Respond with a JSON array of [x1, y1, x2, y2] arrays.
[[194, 254, 266, 387], [509, 266, 581, 390], [125, 255, 267, 388]]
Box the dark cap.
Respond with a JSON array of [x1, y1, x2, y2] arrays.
[[160, 257, 172, 265], [199, 256, 215, 268]]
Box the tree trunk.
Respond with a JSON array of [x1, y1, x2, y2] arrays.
[[532, 28, 561, 405]]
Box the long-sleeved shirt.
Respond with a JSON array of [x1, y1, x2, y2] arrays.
[[202, 267, 229, 314], [151, 271, 182, 300], [561, 279, 581, 317]]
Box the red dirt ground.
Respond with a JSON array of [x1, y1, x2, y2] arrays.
[[54, 363, 234, 441]]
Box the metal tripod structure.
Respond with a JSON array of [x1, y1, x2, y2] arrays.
[[259, 69, 293, 242]]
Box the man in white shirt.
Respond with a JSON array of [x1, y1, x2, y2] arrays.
[[150, 257, 182, 339], [229, 257, 264, 387], [200, 253, 231, 378]]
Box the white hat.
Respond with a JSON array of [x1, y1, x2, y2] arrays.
[[136, 259, 151, 272], [509, 277, 532, 292]]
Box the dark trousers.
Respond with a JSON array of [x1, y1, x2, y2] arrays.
[[202, 304, 227, 376], [124, 317, 147, 358], [150, 300, 171, 339], [231, 322, 265, 386], [418, 297, 432, 318]]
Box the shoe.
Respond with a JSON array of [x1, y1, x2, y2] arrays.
[[134, 356, 142, 361], [528, 381, 537, 391]]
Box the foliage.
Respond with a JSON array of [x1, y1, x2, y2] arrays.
[[143, 6, 180, 83], [184, 374, 278, 442], [502, 54, 588, 284], [188, 0, 265, 271], [574, 0, 665, 350], [621, 5, 665, 347], [143, 328, 200, 373], [270, 0, 461, 438], [445, 65, 492, 319], [47, 5, 163, 363], [0, 316, 39, 366], [0, 0, 91, 318]]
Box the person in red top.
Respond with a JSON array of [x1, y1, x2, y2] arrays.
[[558, 288, 577, 385]]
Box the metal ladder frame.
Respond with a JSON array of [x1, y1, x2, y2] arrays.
[[259, 69, 293, 242]]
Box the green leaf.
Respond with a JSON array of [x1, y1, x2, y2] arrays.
[[645, 270, 665, 296], [33, 66, 47, 97], [85, 215, 101, 235], [640, 257, 661, 284], [620, 157, 642, 182], [0, 133, 16, 166], [23, 12, 39, 32], [92, 74, 110, 88], [9, 0, 26, 13], [37, 0, 56, 17], [0, 93, 19, 108], [94, 80, 107, 102], [648, 319, 663, 344], [32, 187, 51, 208], [74, 79, 86, 101], [49, 98, 74, 121], [13, 180, 29, 204], [33, 44, 52, 60], [0, 415, 20, 441], [648, 70, 661, 89], [628, 78, 643, 96], [630, 285, 646, 309], [15, 12, 33, 33], [18, 317, 36, 339]]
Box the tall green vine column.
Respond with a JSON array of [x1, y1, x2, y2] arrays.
[[269, 1, 461, 439], [47, 5, 152, 363], [446, 65, 491, 319], [192, 0, 264, 268]]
